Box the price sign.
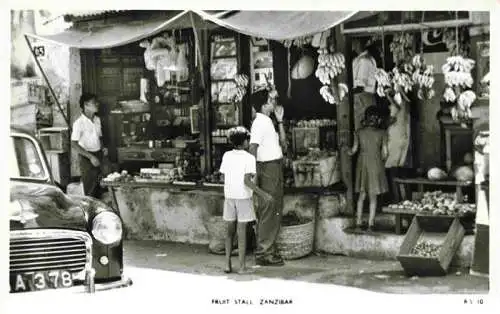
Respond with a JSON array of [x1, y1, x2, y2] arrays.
[[33, 46, 45, 58]]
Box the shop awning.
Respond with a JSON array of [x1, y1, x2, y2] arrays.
[[193, 10, 376, 40], [25, 11, 210, 49]]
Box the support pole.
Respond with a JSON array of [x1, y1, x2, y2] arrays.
[[24, 34, 71, 130]]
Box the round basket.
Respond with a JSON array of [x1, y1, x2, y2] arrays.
[[276, 220, 314, 260], [206, 216, 227, 254]]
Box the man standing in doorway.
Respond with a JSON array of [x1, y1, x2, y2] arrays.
[[249, 89, 287, 266], [352, 39, 379, 131], [71, 93, 107, 199]]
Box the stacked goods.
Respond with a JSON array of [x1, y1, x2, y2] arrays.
[[135, 168, 184, 183], [103, 170, 133, 183], [387, 191, 476, 216], [294, 119, 336, 128], [315, 48, 348, 104], [410, 241, 441, 258], [293, 149, 340, 187]]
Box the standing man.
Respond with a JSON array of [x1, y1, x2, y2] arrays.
[[249, 89, 287, 266], [352, 40, 379, 131], [71, 93, 107, 199]]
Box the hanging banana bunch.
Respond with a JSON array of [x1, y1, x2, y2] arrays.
[[233, 74, 249, 103], [315, 47, 348, 105], [411, 55, 436, 100], [442, 55, 476, 121]]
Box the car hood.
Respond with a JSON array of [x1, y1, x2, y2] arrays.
[[9, 181, 88, 231]]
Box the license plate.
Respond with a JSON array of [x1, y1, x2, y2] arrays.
[[10, 270, 74, 293]]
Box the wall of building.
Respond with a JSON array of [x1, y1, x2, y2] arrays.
[[32, 39, 82, 177]]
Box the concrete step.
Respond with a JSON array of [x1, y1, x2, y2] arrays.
[[315, 216, 474, 268]]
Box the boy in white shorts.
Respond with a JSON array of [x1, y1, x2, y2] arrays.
[[219, 126, 273, 274]]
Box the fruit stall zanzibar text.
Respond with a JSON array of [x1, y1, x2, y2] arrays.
[[211, 298, 293, 305]]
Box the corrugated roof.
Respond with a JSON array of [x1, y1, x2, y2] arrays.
[[63, 10, 126, 22]]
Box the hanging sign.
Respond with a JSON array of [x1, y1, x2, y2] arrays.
[[33, 46, 46, 58]]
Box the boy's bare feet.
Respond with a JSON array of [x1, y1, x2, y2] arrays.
[[224, 261, 232, 273], [237, 267, 255, 274]]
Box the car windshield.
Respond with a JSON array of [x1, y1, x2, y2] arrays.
[[10, 135, 48, 180]]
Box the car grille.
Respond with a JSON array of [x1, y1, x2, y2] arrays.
[[10, 229, 92, 278]]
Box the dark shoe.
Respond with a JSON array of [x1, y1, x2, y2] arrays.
[[256, 256, 284, 266]]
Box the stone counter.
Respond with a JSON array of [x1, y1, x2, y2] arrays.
[[105, 181, 330, 245]]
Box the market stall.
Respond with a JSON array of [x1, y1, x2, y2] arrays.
[[26, 10, 360, 253], [24, 11, 489, 268]]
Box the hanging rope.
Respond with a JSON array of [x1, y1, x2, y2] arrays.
[[455, 11, 459, 55], [420, 11, 425, 55], [287, 47, 292, 98], [381, 24, 386, 69]]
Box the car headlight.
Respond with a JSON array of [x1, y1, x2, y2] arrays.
[[91, 211, 123, 245]]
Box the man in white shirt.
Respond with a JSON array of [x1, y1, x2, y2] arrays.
[[352, 40, 379, 131], [71, 93, 107, 198], [249, 89, 287, 266]]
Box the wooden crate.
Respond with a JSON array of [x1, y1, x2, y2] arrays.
[[397, 215, 466, 276], [38, 127, 69, 153], [292, 155, 340, 187]]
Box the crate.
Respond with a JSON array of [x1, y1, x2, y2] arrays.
[[397, 215, 466, 276], [292, 155, 340, 187], [292, 126, 336, 155], [38, 127, 69, 153]]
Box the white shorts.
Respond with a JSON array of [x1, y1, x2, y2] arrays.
[[223, 198, 256, 223]]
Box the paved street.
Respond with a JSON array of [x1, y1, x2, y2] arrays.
[[3, 239, 490, 314], [122, 240, 489, 294]]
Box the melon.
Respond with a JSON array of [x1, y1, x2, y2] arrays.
[[291, 55, 314, 79], [427, 167, 447, 181], [463, 153, 474, 165], [453, 166, 474, 182]]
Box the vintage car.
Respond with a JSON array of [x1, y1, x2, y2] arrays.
[[9, 126, 132, 293]]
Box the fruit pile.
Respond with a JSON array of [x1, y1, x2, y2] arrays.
[[103, 170, 133, 182], [281, 211, 311, 227], [294, 119, 336, 128], [410, 241, 441, 258], [388, 191, 476, 216], [296, 148, 335, 162], [138, 168, 184, 183], [315, 48, 348, 105], [204, 171, 224, 184]]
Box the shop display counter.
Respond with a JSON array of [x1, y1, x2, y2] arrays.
[[101, 179, 346, 244]]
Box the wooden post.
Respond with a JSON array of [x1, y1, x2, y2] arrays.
[[334, 28, 354, 215]]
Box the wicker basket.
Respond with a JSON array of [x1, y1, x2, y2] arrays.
[[206, 216, 227, 254], [276, 220, 314, 260]]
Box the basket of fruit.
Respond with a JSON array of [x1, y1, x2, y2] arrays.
[[397, 216, 466, 276], [386, 191, 476, 217], [276, 211, 314, 260], [292, 149, 340, 187]]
